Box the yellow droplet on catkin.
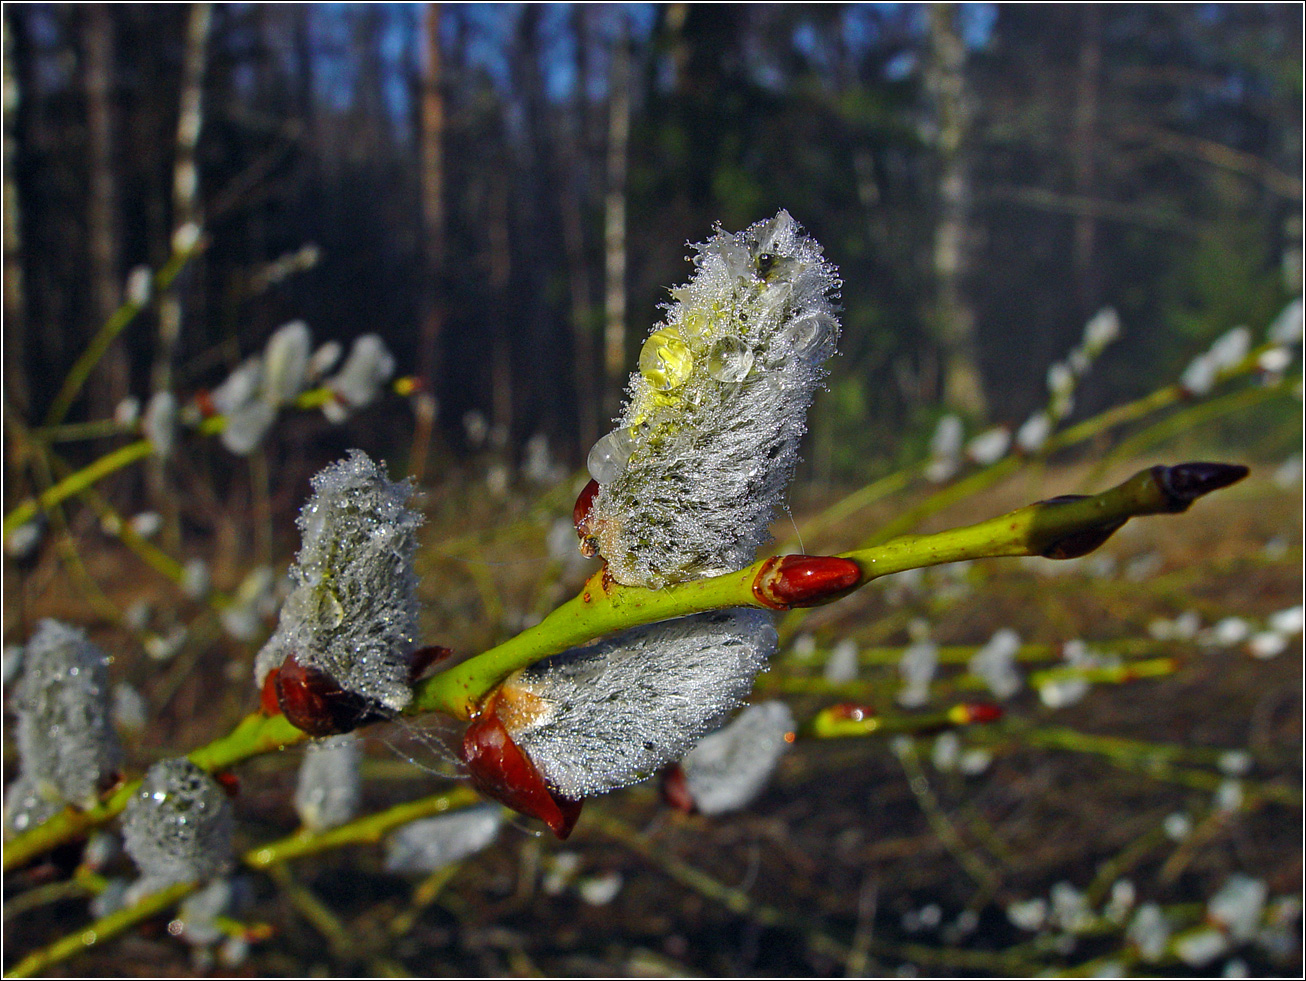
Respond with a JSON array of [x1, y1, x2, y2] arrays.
[[639, 328, 693, 391]]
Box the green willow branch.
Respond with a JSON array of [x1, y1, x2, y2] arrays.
[[3, 880, 193, 979], [4, 382, 412, 539], [6, 786, 481, 978], [45, 242, 202, 428], [413, 461, 1247, 719], [1086, 377, 1293, 487], [856, 345, 1276, 552], [4, 439, 154, 538]]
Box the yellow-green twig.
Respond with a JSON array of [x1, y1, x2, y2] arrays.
[[45, 244, 201, 428]]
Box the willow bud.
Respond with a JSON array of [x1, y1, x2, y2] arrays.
[[677, 701, 795, 816], [467, 610, 777, 811]]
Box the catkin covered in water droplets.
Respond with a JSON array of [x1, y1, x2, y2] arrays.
[[122, 759, 233, 893], [253, 450, 422, 713], [494, 610, 778, 799], [585, 210, 840, 588], [10, 620, 121, 816]]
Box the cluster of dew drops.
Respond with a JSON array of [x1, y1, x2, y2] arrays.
[[585, 251, 833, 487]]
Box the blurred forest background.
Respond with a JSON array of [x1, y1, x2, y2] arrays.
[[3, 2, 1301, 490]]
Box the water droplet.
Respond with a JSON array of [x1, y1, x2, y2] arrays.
[[324, 590, 345, 628], [780, 312, 836, 360], [639, 329, 694, 391], [678, 310, 710, 341], [587, 428, 636, 484], [707, 336, 754, 382]]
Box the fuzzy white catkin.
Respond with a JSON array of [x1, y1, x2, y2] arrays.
[[294, 734, 362, 832], [11, 620, 122, 812], [143, 390, 179, 458], [323, 334, 396, 422], [969, 628, 1022, 700], [254, 451, 422, 713], [122, 759, 233, 892], [384, 804, 504, 876], [1207, 875, 1267, 942], [587, 210, 840, 588], [681, 701, 795, 815], [260, 320, 311, 407], [500, 610, 778, 800]]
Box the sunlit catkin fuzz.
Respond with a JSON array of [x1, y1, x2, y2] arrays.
[[294, 733, 362, 832], [121, 759, 233, 896], [680, 700, 795, 815], [10, 620, 122, 814], [384, 804, 504, 876], [494, 610, 778, 800], [585, 210, 840, 588], [254, 450, 423, 717]]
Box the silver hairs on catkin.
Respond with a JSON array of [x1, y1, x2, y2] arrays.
[[586, 210, 840, 588], [253, 449, 422, 713], [497, 610, 778, 800], [6, 620, 122, 833]]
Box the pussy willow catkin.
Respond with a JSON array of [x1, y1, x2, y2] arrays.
[[585, 210, 840, 589]]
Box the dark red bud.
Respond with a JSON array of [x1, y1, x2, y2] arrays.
[[573, 479, 601, 557], [275, 653, 387, 737], [194, 390, 217, 419], [213, 771, 241, 798], [960, 702, 1004, 725], [260, 668, 282, 716], [460, 698, 582, 839], [753, 554, 863, 609], [661, 765, 695, 814], [408, 645, 455, 683], [1040, 519, 1127, 560]]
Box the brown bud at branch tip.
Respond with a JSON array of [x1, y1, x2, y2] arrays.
[[1155, 462, 1249, 511], [1040, 519, 1127, 560], [753, 554, 862, 609]]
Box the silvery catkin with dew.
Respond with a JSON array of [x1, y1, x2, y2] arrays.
[[585, 209, 840, 589]]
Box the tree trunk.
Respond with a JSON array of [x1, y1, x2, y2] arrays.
[[152, 1, 210, 396], [1072, 4, 1102, 318], [151, 2, 210, 552], [602, 20, 631, 417], [2, 12, 29, 416], [927, 2, 986, 418], [488, 180, 513, 438], [559, 5, 599, 455], [417, 3, 446, 392], [83, 4, 126, 417]]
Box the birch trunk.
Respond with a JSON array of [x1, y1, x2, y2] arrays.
[[927, 3, 986, 418]]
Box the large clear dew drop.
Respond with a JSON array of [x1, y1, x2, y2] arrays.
[[587, 427, 637, 485], [781, 312, 836, 361], [707, 336, 755, 383]]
